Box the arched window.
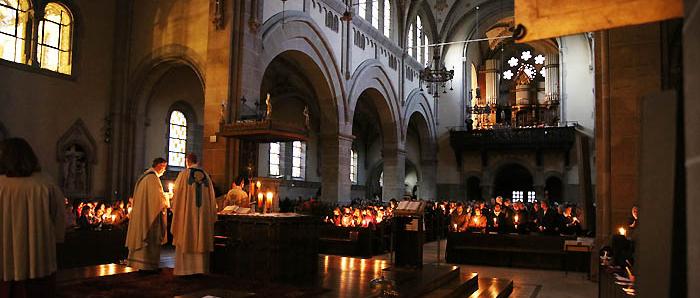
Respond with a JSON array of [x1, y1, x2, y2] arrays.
[[371, 0, 379, 29], [407, 25, 414, 58], [168, 110, 187, 167], [0, 0, 30, 63], [417, 16, 423, 63], [292, 141, 306, 179], [37, 2, 72, 74], [382, 0, 391, 37], [350, 149, 358, 184], [423, 34, 429, 65], [358, 0, 367, 20], [269, 142, 281, 176]]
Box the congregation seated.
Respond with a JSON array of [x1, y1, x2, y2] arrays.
[[468, 208, 488, 231], [449, 203, 470, 232]]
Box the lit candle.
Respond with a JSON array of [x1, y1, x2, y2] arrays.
[[473, 217, 478, 223], [257, 192, 264, 212], [266, 191, 273, 212], [453, 224, 458, 231], [619, 227, 626, 236], [168, 183, 174, 193], [514, 215, 519, 223], [256, 181, 261, 189]]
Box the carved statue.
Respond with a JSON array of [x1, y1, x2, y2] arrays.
[[219, 101, 227, 124], [265, 93, 272, 120], [63, 144, 88, 196], [303, 105, 310, 130]]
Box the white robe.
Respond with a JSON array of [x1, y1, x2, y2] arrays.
[[125, 169, 167, 270], [171, 165, 216, 275], [223, 187, 249, 209], [0, 174, 65, 281]]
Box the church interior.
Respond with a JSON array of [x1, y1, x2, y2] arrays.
[[0, 0, 697, 297]]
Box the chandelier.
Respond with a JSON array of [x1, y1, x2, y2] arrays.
[[419, 54, 454, 99]]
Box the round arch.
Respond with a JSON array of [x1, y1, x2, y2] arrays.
[[403, 90, 437, 155], [492, 163, 535, 200], [348, 61, 401, 148], [127, 50, 205, 185], [259, 12, 347, 134]]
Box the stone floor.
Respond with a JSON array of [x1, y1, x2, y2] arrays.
[[59, 241, 596, 297], [373, 240, 597, 298]]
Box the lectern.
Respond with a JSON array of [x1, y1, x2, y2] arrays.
[[393, 201, 426, 268]]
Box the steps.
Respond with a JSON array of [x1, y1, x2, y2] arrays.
[[467, 277, 514, 298], [363, 264, 512, 298]]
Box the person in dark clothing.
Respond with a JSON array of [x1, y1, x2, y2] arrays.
[[539, 201, 560, 235]]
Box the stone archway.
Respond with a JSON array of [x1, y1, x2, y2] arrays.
[[492, 163, 534, 201]]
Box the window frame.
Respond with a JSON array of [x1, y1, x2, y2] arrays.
[[291, 141, 306, 180], [0, 0, 30, 64], [167, 110, 188, 168], [350, 149, 358, 184], [269, 142, 281, 177]]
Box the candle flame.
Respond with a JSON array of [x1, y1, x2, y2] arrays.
[[168, 183, 174, 193], [256, 181, 261, 188], [266, 191, 273, 200], [619, 227, 626, 236], [514, 215, 519, 222]]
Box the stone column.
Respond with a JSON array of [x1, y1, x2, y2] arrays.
[[419, 159, 437, 200], [685, 0, 700, 294], [320, 133, 353, 203], [534, 184, 545, 202], [382, 147, 406, 201]]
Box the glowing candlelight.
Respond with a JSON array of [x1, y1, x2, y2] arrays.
[[619, 227, 626, 236], [453, 224, 458, 231], [473, 217, 478, 223], [168, 183, 174, 193], [514, 215, 519, 223], [256, 181, 261, 189], [266, 191, 273, 212]]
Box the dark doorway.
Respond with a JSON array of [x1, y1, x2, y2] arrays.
[[493, 163, 534, 200], [466, 177, 482, 201], [545, 176, 563, 203]]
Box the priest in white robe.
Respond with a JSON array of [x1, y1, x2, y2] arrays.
[[125, 157, 168, 271], [221, 179, 249, 210], [171, 153, 216, 276], [0, 138, 64, 297]]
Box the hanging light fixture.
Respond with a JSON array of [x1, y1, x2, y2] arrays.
[[419, 53, 454, 99]]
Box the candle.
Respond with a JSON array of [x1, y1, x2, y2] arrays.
[[473, 217, 478, 223], [256, 181, 261, 189], [619, 227, 626, 236], [514, 215, 519, 223], [168, 183, 174, 193], [453, 224, 458, 231], [266, 191, 273, 212], [257, 193, 264, 212]]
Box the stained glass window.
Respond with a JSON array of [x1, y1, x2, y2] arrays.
[[269, 142, 281, 176], [37, 2, 72, 74], [292, 141, 306, 179], [168, 110, 187, 167], [350, 149, 358, 183], [0, 0, 29, 63], [382, 0, 391, 37], [417, 17, 423, 63]]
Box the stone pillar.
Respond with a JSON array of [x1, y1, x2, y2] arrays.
[[481, 183, 493, 201], [484, 59, 499, 105], [320, 134, 353, 203], [419, 159, 437, 200], [685, 0, 700, 294], [534, 184, 545, 202], [382, 147, 406, 201]]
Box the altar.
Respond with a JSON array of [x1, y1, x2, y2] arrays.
[[211, 213, 319, 283]]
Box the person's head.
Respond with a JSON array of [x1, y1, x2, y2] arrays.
[[564, 206, 572, 217], [0, 138, 41, 177], [496, 196, 503, 204], [540, 201, 549, 210], [504, 199, 511, 206], [456, 203, 464, 214], [533, 202, 540, 210], [494, 204, 502, 213], [475, 208, 482, 216], [632, 206, 638, 218], [185, 153, 198, 168], [152, 157, 167, 176]]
